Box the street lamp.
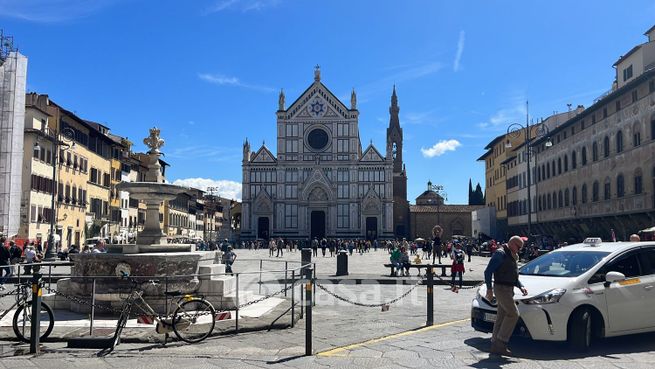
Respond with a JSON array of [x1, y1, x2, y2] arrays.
[[33, 126, 75, 259], [504, 117, 551, 240]]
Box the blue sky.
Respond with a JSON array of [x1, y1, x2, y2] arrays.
[[3, 0, 654, 203]]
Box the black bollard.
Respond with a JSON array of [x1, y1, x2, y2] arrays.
[[30, 273, 43, 354], [426, 266, 434, 326], [305, 267, 313, 356]]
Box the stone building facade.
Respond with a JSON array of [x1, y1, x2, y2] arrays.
[[240, 68, 407, 241], [409, 182, 483, 240]]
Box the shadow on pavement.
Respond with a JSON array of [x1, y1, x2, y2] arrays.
[[466, 331, 655, 361]]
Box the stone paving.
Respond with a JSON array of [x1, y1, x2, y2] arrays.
[[2, 249, 654, 367]]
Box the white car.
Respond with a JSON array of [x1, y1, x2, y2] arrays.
[[471, 238, 655, 350]]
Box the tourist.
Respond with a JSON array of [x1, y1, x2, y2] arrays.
[[269, 239, 275, 257], [24, 245, 40, 274], [0, 237, 12, 290], [276, 237, 284, 257], [222, 246, 237, 274], [630, 234, 641, 242], [450, 241, 465, 291], [320, 238, 327, 257], [432, 225, 443, 264], [347, 239, 354, 256], [484, 235, 528, 356], [400, 247, 410, 276], [328, 239, 336, 257], [465, 241, 474, 262], [81, 245, 91, 254], [311, 237, 319, 257], [389, 246, 402, 277]]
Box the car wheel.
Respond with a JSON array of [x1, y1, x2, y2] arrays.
[[568, 308, 592, 351]]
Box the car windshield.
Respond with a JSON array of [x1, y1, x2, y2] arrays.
[[519, 251, 610, 277]]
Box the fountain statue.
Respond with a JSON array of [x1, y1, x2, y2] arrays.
[[46, 128, 249, 314]]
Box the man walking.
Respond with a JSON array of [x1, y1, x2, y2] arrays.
[[431, 225, 443, 264], [484, 235, 528, 356]]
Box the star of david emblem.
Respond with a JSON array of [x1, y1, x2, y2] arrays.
[[310, 100, 325, 117]]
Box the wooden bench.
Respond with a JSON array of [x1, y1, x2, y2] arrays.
[[384, 263, 451, 277]]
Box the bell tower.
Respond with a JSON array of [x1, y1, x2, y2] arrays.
[[386, 86, 409, 238]]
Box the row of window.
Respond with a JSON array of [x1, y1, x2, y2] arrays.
[[169, 213, 190, 228], [89, 167, 111, 187], [538, 119, 654, 183], [29, 205, 53, 224], [538, 168, 649, 212]]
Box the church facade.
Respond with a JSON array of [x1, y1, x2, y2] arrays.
[[240, 67, 408, 241]]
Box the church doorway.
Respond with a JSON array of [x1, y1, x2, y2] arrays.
[[311, 211, 326, 240], [366, 217, 378, 241], [257, 217, 270, 240]]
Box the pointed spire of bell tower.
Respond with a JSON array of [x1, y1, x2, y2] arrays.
[[387, 85, 403, 172], [389, 84, 400, 129]]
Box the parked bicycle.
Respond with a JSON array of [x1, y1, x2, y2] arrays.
[[0, 282, 54, 342], [112, 271, 217, 349]]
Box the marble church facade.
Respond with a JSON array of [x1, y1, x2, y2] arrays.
[[240, 68, 408, 241]]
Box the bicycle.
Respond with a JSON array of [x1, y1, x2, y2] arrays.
[[112, 271, 216, 349], [0, 282, 55, 342]]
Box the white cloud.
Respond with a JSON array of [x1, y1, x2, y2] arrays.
[[421, 139, 461, 158], [172, 178, 242, 201], [198, 73, 275, 93], [0, 0, 119, 22], [453, 31, 465, 72], [205, 0, 279, 14]]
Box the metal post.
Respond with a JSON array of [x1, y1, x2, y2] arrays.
[[304, 267, 313, 356], [48, 264, 52, 290], [235, 273, 239, 333], [165, 276, 169, 317], [426, 266, 434, 326], [90, 278, 96, 335], [258, 259, 263, 295], [313, 263, 316, 307], [300, 275, 304, 318], [17, 263, 21, 285], [291, 270, 295, 328], [284, 261, 288, 297], [30, 273, 43, 354]]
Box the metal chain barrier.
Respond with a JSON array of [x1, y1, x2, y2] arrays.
[[43, 285, 125, 314], [0, 287, 18, 299], [315, 279, 422, 308], [427, 270, 485, 290], [237, 283, 296, 309]]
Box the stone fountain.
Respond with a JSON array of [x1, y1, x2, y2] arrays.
[[46, 128, 250, 313]]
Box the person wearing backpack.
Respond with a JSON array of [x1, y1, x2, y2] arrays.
[[450, 240, 465, 291]]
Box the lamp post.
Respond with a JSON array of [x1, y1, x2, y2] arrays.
[[33, 126, 75, 259], [504, 104, 552, 240], [206, 186, 219, 242]]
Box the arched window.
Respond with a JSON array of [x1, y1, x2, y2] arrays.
[[547, 193, 552, 209], [634, 168, 643, 194], [538, 196, 542, 211], [572, 150, 577, 169], [617, 174, 625, 197], [72, 185, 77, 204], [558, 190, 563, 208], [603, 136, 610, 157], [633, 121, 641, 146], [558, 158, 562, 175], [582, 147, 588, 165], [564, 188, 570, 206], [552, 160, 556, 176], [572, 186, 577, 205], [581, 184, 588, 204], [651, 115, 655, 140], [592, 142, 598, 161], [592, 181, 599, 202], [616, 131, 624, 153], [564, 155, 568, 172], [604, 178, 611, 200], [547, 163, 551, 178]]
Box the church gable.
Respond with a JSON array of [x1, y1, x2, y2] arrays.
[[251, 145, 277, 163], [360, 145, 385, 162], [286, 83, 351, 120], [361, 186, 382, 214], [301, 168, 334, 201]]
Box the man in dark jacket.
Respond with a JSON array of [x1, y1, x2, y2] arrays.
[[0, 237, 12, 289], [483, 235, 528, 356]]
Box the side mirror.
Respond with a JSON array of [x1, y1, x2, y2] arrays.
[[605, 271, 626, 283]]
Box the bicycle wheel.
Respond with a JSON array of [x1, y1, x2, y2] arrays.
[[172, 299, 215, 343], [112, 308, 130, 349], [12, 301, 55, 343]]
